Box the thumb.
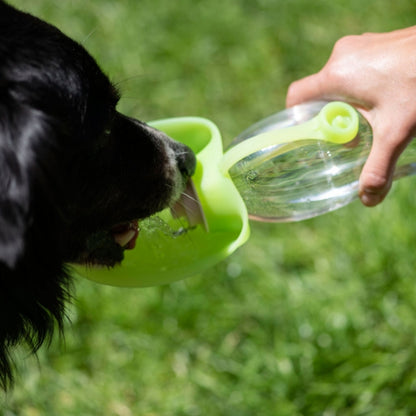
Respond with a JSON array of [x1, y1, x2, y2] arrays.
[[358, 126, 403, 207]]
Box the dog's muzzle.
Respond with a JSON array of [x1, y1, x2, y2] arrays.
[[111, 136, 197, 251]]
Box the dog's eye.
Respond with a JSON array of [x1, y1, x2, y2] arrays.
[[93, 127, 113, 153]]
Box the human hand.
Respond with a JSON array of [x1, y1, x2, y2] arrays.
[[286, 27, 416, 206]]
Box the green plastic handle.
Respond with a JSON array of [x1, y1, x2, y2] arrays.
[[220, 101, 359, 173]]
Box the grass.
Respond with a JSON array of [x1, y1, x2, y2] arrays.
[[2, 0, 416, 414]]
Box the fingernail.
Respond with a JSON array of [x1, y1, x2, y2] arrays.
[[359, 191, 383, 207]]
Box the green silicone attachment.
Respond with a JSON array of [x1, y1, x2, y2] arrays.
[[220, 101, 359, 173], [73, 117, 250, 287]]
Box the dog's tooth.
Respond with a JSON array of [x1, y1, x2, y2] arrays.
[[114, 229, 136, 248]]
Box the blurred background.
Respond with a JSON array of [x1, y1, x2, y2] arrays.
[[3, 0, 416, 414]]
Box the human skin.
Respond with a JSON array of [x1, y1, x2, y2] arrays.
[[286, 27, 416, 207]]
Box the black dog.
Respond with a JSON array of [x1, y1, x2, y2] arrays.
[[0, 1, 196, 388]]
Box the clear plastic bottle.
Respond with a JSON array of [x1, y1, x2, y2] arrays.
[[223, 101, 416, 222]]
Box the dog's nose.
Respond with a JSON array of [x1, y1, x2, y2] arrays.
[[174, 143, 197, 178]]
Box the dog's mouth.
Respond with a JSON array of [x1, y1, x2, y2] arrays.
[[111, 180, 206, 250], [108, 180, 207, 254], [111, 220, 140, 250]]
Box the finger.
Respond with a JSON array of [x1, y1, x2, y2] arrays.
[[286, 73, 326, 107]]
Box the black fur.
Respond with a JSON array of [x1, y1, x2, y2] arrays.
[[0, 1, 195, 388]]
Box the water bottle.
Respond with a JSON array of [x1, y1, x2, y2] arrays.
[[223, 101, 416, 222]]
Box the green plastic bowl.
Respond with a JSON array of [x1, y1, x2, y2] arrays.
[[73, 117, 250, 287]]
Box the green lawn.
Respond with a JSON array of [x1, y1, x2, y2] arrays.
[[3, 0, 416, 414]]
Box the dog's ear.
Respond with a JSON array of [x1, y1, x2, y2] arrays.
[[0, 155, 30, 269], [0, 103, 37, 269]]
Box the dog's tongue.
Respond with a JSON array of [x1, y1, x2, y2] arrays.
[[112, 220, 139, 249], [171, 180, 208, 231]]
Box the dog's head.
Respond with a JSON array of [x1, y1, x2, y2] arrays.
[[0, 2, 196, 270], [63, 113, 196, 267], [0, 1, 196, 387]]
